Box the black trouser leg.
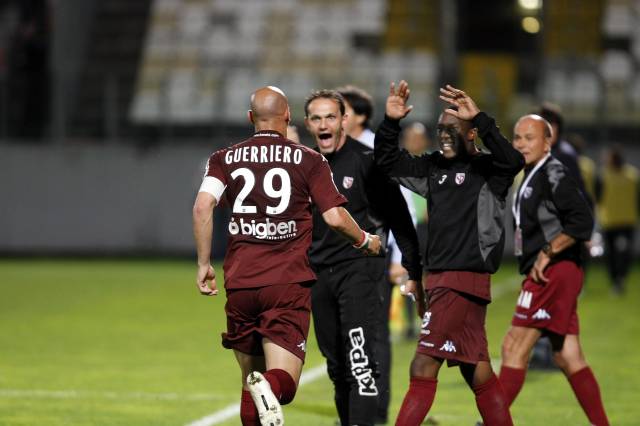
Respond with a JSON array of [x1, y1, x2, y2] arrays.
[[375, 280, 392, 424], [338, 259, 383, 425], [313, 258, 384, 425], [312, 268, 348, 425]]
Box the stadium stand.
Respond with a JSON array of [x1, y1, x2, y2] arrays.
[[130, 0, 440, 125]]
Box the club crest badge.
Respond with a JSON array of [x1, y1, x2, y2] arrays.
[[343, 176, 354, 189], [455, 173, 466, 185], [523, 186, 533, 199]]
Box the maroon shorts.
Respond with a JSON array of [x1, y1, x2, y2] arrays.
[[222, 282, 312, 361], [511, 261, 582, 336], [416, 287, 490, 366]]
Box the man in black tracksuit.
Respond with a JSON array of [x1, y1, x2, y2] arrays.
[[375, 82, 524, 426], [304, 89, 422, 426]]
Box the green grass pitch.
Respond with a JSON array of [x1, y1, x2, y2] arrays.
[[0, 259, 638, 425]]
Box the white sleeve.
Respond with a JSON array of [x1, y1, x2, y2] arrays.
[[199, 176, 226, 201], [400, 186, 417, 226]]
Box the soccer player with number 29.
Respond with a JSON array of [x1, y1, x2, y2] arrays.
[[192, 86, 380, 426]]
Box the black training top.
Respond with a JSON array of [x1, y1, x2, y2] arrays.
[[309, 136, 422, 281], [515, 156, 594, 275], [374, 112, 525, 275]]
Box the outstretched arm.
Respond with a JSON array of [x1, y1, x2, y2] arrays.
[[322, 206, 381, 256], [374, 81, 430, 178]]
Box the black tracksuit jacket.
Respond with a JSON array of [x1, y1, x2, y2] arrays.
[[516, 156, 594, 274], [374, 113, 525, 275], [309, 136, 422, 281]]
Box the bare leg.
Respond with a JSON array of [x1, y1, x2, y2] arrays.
[[409, 352, 442, 378], [262, 338, 303, 386], [460, 360, 494, 388], [501, 326, 542, 369], [234, 350, 266, 390], [550, 334, 587, 376]]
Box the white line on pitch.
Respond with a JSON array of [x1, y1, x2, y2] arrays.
[[184, 364, 327, 426]]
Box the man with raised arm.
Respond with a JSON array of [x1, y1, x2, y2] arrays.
[[375, 81, 524, 426]]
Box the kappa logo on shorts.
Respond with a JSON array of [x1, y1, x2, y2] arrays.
[[343, 176, 354, 189], [439, 340, 457, 353], [532, 309, 551, 320], [455, 173, 466, 185], [348, 327, 378, 396], [297, 340, 306, 353]]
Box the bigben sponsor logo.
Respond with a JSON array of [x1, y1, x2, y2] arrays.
[[228, 217, 297, 240]]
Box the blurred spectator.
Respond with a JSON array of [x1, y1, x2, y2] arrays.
[[402, 122, 431, 156], [595, 145, 639, 295], [6, 0, 50, 139], [567, 133, 597, 204], [336, 84, 375, 147]]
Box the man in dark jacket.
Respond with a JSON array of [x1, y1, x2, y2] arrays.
[[304, 89, 422, 426]]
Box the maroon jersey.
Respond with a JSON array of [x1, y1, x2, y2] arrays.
[[201, 131, 346, 289]]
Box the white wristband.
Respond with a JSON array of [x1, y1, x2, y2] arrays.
[[353, 231, 370, 249]]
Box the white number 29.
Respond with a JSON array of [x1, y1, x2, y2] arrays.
[[230, 167, 291, 215]]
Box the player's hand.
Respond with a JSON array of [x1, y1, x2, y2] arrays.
[[439, 85, 480, 121], [196, 263, 218, 296], [385, 80, 413, 120], [388, 262, 408, 285], [401, 279, 427, 318], [363, 234, 382, 256], [531, 251, 550, 284]]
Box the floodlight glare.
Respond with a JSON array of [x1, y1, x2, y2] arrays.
[[522, 16, 541, 33], [518, 0, 542, 10]]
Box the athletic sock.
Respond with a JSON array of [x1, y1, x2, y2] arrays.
[[395, 376, 437, 426], [568, 367, 609, 426], [498, 365, 527, 407], [473, 374, 513, 426], [240, 389, 259, 426], [263, 369, 297, 405]]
